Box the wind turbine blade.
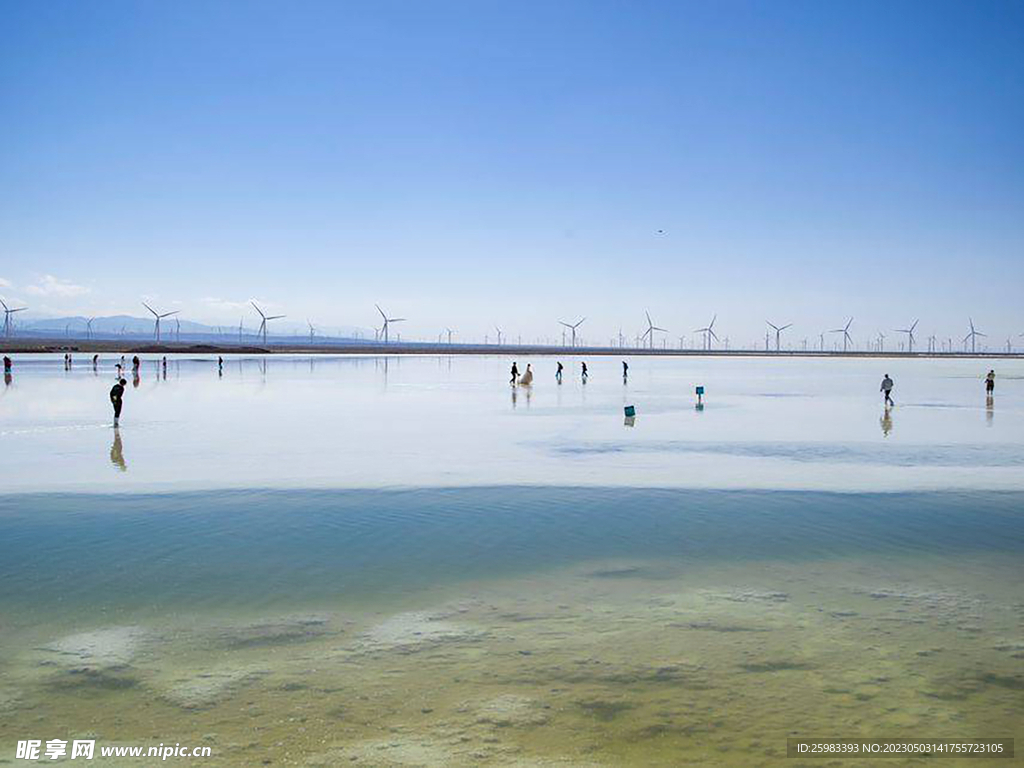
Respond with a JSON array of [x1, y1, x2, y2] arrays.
[[142, 302, 157, 317], [575, 318, 586, 328], [709, 329, 720, 341], [910, 319, 919, 332], [645, 310, 652, 325], [160, 310, 179, 318], [376, 305, 387, 321], [780, 324, 792, 331], [652, 325, 667, 332], [251, 301, 265, 319], [267, 314, 286, 320], [0, 298, 7, 311], [11, 307, 26, 313], [559, 321, 572, 329], [975, 331, 987, 337], [390, 317, 406, 323]]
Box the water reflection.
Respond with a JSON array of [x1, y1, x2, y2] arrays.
[[109, 427, 127, 471], [986, 395, 994, 427], [880, 406, 893, 437]]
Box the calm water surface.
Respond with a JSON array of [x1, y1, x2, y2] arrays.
[[1, 355, 1022, 765]]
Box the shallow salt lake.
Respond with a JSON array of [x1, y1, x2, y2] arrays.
[[1, 353, 1023, 492], [1, 354, 1022, 766]]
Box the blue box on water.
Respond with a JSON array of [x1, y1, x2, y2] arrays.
[[624, 405, 636, 417]]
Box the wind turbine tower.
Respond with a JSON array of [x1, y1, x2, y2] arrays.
[[641, 311, 667, 349], [375, 304, 406, 344], [1, 298, 27, 337], [142, 302, 179, 342], [963, 318, 986, 355], [559, 318, 585, 348], [766, 320, 792, 352], [830, 317, 854, 353], [694, 315, 719, 351], [251, 301, 286, 344], [894, 319, 919, 354]]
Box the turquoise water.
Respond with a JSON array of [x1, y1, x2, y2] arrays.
[[1, 355, 1022, 765]]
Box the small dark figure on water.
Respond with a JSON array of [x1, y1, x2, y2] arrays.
[[510, 362, 519, 385], [3, 355, 11, 374], [581, 362, 588, 382], [556, 361, 563, 382], [622, 361, 628, 380], [110, 378, 127, 425], [132, 355, 140, 371], [880, 373, 895, 406], [986, 369, 995, 395], [218, 356, 224, 377], [92, 354, 99, 367]]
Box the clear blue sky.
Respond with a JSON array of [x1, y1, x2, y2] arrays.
[[2, 0, 1022, 346]]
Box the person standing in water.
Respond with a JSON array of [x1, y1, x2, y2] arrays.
[[3, 356, 11, 374], [880, 373, 895, 406], [986, 369, 995, 396], [622, 361, 628, 381], [556, 362, 563, 382], [510, 362, 519, 385], [110, 378, 127, 425], [581, 362, 588, 382]]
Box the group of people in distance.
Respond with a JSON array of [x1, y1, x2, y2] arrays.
[[512, 361, 595, 386], [879, 369, 996, 408]]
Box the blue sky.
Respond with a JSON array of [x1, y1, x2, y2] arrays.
[[1, 0, 1022, 346]]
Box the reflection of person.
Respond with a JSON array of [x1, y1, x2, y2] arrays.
[[110, 427, 127, 471], [510, 362, 519, 385], [110, 378, 127, 425], [880, 406, 893, 437], [519, 364, 534, 386], [985, 370, 995, 395], [880, 374, 894, 406]]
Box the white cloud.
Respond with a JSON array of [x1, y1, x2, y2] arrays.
[[0, 277, 11, 289], [24, 274, 91, 297], [201, 296, 262, 313]]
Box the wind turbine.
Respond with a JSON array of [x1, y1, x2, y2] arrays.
[[0, 298, 27, 337], [559, 317, 585, 347], [641, 311, 667, 349], [142, 302, 179, 342], [830, 317, 853, 353], [446, 328, 454, 345], [877, 332, 885, 353], [766, 320, 792, 352], [694, 315, 719, 351], [86, 317, 95, 340], [894, 319, 919, 354], [175, 318, 181, 342], [963, 318, 986, 354], [494, 326, 503, 346], [251, 301, 285, 344], [307, 320, 316, 343], [375, 304, 405, 343]]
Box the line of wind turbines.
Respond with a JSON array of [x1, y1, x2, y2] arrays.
[[1, 295, 1020, 355]]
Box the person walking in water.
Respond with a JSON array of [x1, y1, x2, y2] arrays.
[[510, 362, 519, 385], [622, 361, 629, 381], [3, 355, 11, 374], [556, 362, 563, 382], [880, 373, 895, 406], [986, 369, 995, 396], [110, 377, 127, 425], [519, 363, 534, 386], [581, 362, 588, 382]]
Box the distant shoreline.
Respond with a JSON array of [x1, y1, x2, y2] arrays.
[[1, 337, 1021, 359]]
